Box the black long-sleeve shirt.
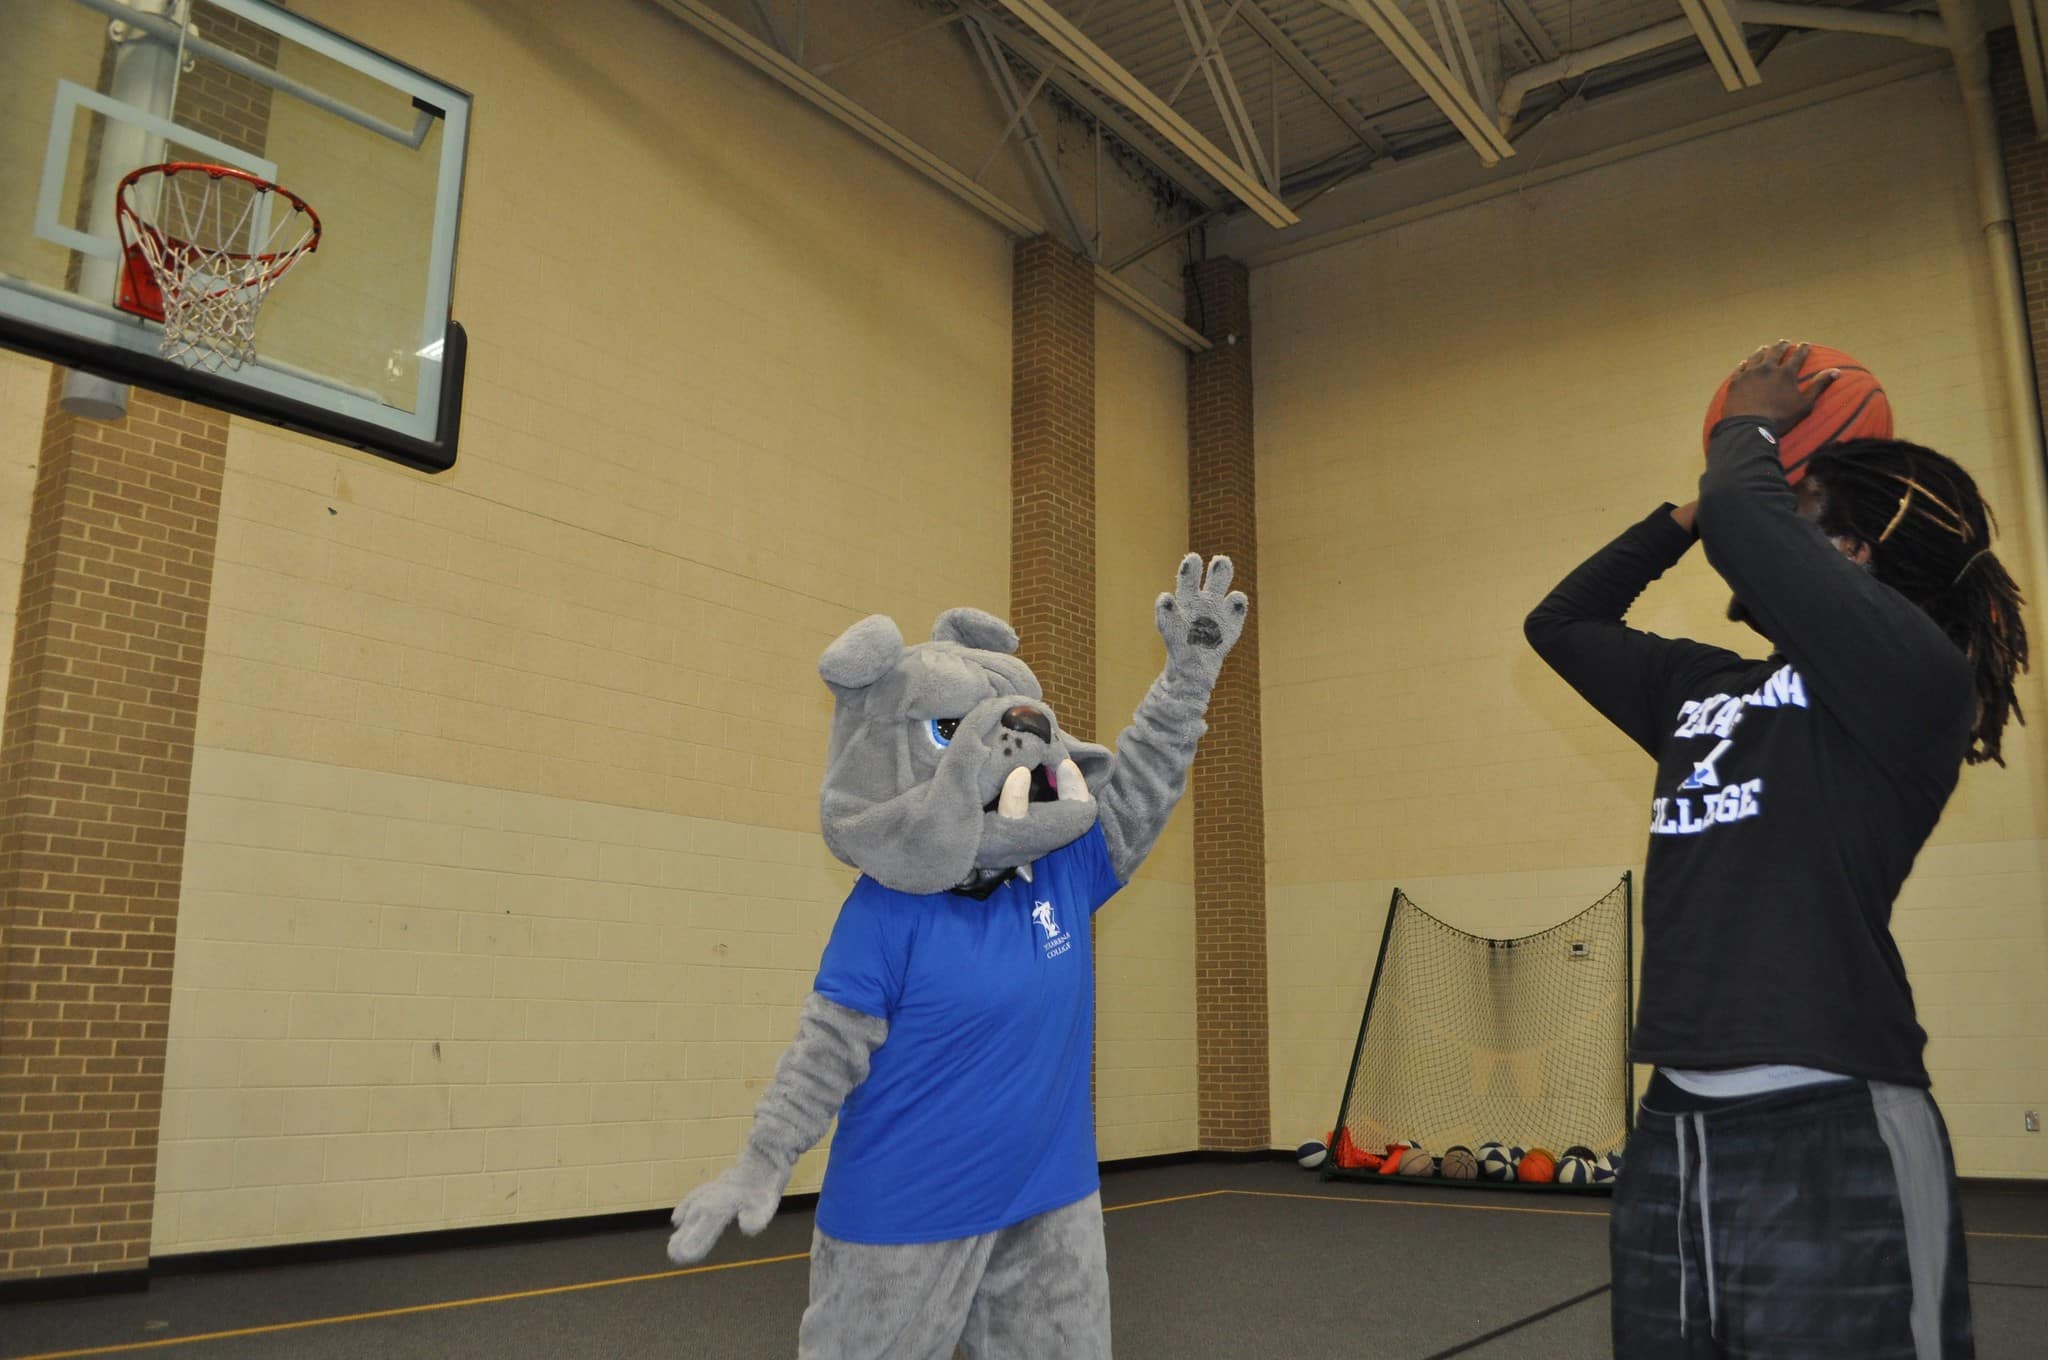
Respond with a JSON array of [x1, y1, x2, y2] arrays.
[[1525, 418, 1975, 1085]]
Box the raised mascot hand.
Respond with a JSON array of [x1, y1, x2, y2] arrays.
[[1156, 554, 1249, 693]]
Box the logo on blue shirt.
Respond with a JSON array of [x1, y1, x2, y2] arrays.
[[1032, 900, 1072, 959]]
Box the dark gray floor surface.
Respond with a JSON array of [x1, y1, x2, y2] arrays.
[[1, 1162, 2041, 1359]]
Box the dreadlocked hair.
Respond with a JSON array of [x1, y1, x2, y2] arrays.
[[1804, 438, 2029, 765]]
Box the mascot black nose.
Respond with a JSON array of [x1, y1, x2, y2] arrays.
[[1000, 706, 1051, 743]]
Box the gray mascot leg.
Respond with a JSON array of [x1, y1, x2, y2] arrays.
[[798, 1228, 995, 1360], [960, 1193, 1111, 1360], [797, 1194, 1110, 1360]]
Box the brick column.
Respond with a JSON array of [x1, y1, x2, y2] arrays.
[[1186, 257, 1268, 1151], [1010, 236, 1096, 738], [0, 382, 226, 1285], [0, 2, 263, 1287]]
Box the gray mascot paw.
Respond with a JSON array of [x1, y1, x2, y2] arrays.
[[666, 1153, 788, 1265], [1155, 554, 1248, 689]]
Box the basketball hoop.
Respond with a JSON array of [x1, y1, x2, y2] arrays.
[[114, 162, 321, 373]]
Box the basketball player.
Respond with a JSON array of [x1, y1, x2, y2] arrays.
[[1525, 341, 2029, 1357]]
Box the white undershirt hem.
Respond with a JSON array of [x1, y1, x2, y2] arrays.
[[1662, 1063, 1855, 1099]]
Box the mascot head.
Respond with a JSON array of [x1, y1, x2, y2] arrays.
[[816, 608, 1111, 895]]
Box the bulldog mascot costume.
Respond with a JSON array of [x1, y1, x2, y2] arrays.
[[667, 555, 1248, 1359]]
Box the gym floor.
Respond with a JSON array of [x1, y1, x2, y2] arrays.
[[2, 1161, 2043, 1359]]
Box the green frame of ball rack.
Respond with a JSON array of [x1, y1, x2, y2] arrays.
[[1320, 873, 1635, 1195]]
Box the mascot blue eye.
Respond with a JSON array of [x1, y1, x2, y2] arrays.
[[927, 718, 961, 748]]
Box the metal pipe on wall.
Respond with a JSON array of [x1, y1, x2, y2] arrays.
[[1937, 0, 2048, 633]]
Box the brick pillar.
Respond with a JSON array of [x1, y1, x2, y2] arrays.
[[1186, 257, 1268, 1151], [1010, 236, 1096, 738], [0, 381, 226, 1284], [0, 3, 263, 1286]]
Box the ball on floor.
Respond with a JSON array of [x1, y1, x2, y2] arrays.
[[1296, 1139, 1328, 1169], [1477, 1142, 1519, 1181], [1440, 1145, 1479, 1180]]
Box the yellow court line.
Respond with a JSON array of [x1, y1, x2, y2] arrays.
[[2, 1251, 809, 1360], [1221, 1188, 2047, 1240], [1101, 1189, 1231, 1213], [1218, 1187, 1612, 1220], [7, 1191, 2041, 1360]]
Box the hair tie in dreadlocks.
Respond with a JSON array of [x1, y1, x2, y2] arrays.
[[1808, 437, 2028, 766], [1949, 549, 1991, 590], [1878, 482, 1913, 545], [1875, 472, 1970, 545]]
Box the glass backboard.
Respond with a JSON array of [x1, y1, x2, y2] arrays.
[[0, 0, 470, 472]]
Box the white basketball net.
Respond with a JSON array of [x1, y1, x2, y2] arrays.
[[116, 165, 319, 373]]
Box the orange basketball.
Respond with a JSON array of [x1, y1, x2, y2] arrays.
[[1517, 1148, 1557, 1184], [1702, 344, 1891, 484]]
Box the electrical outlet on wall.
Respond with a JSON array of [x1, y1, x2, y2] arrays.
[[2027, 1110, 2040, 1133]]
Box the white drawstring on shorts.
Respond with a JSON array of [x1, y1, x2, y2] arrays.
[[1673, 1112, 1721, 1341]]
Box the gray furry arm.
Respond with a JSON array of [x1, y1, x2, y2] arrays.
[[1093, 554, 1246, 884], [667, 991, 886, 1264], [744, 991, 888, 1170], [1096, 672, 1211, 882]]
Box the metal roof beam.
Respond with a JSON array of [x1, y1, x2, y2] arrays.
[[1241, 2, 1390, 159], [1332, 0, 1515, 164], [963, 15, 1096, 257], [645, 0, 1040, 235], [991, 0, 1299, 225], [966, 6, 1224, 211], [1678, 0, 1764, 91], [1420, 0, 1491, 118], [1498, 0, 1561, 63], [1170, 0, 1277, 190]]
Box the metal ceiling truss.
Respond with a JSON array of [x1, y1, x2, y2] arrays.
[[962, 14, 1098, 258], [1315, 0, 1516, 164], [1497, 0, 1561, 64], [963, 6, 1226, 211], [1240, 3, 1393, 161], [1499, 2, 1952, 132], [1677, 0, 1765, 91], [992, 0, 1299, 224], [1168, 0, 1279, 191], [644, 0, 1214, 351], [658, 0, 2000, 321], [809, 9, 965, 78], [747, 0, 801, 61], [649, 0, 1038, 233]]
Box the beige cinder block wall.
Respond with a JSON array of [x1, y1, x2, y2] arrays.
[[1095, 298, 1198, 1160], [1259, 71, 2048, 1178], [149, 0, 1053, 1254], [0, 351, 40, 688]]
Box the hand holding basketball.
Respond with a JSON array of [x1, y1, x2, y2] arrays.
[[1703, 339, 1891, 484], [1724, 341, 1837, 433]]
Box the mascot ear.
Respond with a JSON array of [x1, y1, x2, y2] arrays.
[[819, 615, 905, 691], [932, 608, 1017, 654], [1066, 738, 1115, 789]]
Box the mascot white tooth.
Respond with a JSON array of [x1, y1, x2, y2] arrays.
[[668, 554, 1248, 1360]]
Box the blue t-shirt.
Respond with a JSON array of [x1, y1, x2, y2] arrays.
[[812, 823, 1123, 1243]]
